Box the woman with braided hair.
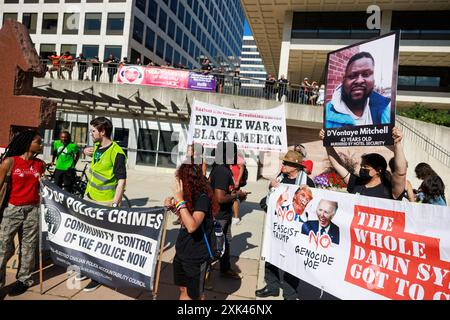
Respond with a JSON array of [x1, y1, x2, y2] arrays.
[[0, 130, 46, 296]]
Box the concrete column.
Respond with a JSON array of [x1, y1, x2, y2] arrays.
[[381, 10, 392, 35], [278, 11, 293, 78]]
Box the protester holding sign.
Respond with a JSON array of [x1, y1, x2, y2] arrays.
[[0, 130, 46, 296], [164, 163, 219, 300], [320, 127, 407, 200], [82, 117, 127, 292], [209, 142, 247, 283], [256, 150, 312, 300]]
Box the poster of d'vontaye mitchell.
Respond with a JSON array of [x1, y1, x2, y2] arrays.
[[323, 32, 400, 147], [40, 180, 165, 291]]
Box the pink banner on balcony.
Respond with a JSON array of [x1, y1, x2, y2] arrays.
[[118, 66, 189, 89]]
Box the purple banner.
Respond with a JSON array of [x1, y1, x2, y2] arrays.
[[187, 72, 216, 92]]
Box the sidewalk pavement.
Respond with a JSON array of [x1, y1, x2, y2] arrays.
[[2, 168, 282, 300]]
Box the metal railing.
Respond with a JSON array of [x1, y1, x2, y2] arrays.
[[396, 116, 450, 168], [39, 59, 324, 106]]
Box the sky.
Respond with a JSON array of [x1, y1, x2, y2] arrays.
[[244, 20, 252, 36]]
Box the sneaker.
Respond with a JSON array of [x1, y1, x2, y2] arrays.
[[232, 217, 241, 225], [75, 274, 88, 281], [8, 281, 30, 296], [220, 268, 242, 280], [83, 280, 101, 292], [204, 272, 213, 290]]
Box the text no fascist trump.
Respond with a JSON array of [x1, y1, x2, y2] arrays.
[[188, 101, 287, 152]]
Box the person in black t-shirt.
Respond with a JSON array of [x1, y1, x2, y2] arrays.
[[319, 127, 407, 200], [164, 163, 219, 300], [209, 142, 248, 282]]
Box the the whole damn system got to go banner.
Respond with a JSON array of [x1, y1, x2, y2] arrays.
[[262, 184, 450, 300], [40, 180, 165, 291], [187, 99, 287, 152]]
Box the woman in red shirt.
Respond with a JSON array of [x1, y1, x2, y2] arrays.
[[0, 130, 46, 296]]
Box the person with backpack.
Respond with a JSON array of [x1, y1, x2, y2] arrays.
[[230, 150, 247, 225], [164, 163, 219, 300], [50, 131, 79, 193], [0, 130, 46, 296]]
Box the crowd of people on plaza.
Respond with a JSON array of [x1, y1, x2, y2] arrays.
[[0, 115, 447, 300]]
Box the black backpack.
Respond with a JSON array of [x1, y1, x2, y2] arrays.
[[201, 220, 226, 262], [239, 165, 248, 187]]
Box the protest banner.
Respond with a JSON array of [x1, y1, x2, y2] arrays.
[[323, 32, 400, 147], [262, 184, 450, 300], [117, 65, 216, 92], [40, 180, 166, 291], [187, 99, 288, 153]]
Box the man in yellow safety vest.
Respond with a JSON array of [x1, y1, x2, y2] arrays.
[[80, 117, 127, 292]]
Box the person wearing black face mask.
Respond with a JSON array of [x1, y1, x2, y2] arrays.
[[319, 127, 407, 200]]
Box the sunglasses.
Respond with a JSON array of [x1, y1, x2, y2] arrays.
[[282, 161, 303, 169]]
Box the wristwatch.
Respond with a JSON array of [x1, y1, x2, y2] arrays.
[[234, 192, 239, 200]]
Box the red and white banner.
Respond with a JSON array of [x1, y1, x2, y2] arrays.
[[262, 185, 450, 300]]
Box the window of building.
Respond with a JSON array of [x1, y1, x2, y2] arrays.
[[24, 0, 39, 3], [148, 0, 158, 23], [62, 12, 79, 34], [157, 131, 178, 168], [170, 0, 178, 15], [167, 18, 175, 39], [82, 45, 99, 59], [130, 49, 141, 64], [165, 43, 173, 64], [158, 8, 167, 32], [175, 26, 183, 46], [86, 0, 102, 2], [40, 43, 56, 59], [182, 34, 189, 52], [71, 122, 89, 145], [107, 13, 124, 35], [60, 44, 77, 56], [391, 11, 450, 40], [143, 56, 151, 65], [398, 66, 450, 92], [137, 129, 158, 166], [53, 121, 71, 140], [174, 51, 180, 65], [143, 29, 155, 53], [291, 12, 379, 39], [84, 13, 101, 35], [4, 0, 19, 3], [185, 11, 191, 30], [136, 0, 146, 14], [113, 128, 129, 152], [3, 13, 18, 25], [44, 0, 59, 3], [156, 36, 165, 59], [65, 0, 81, 2], [177, 3, 185, 23], [104, 45, 122, 60], [133, 17, 144, 43], [42, 13, 58, 34], [22, 13, 37, 34], [109, 0, 126, 2]]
